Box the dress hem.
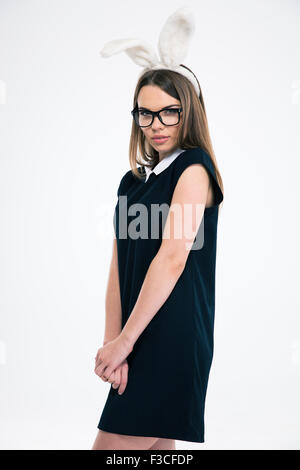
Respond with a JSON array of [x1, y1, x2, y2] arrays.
[[97, 424, 205, 444]]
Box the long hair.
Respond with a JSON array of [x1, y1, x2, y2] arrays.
[[128, 66, 224, 206]]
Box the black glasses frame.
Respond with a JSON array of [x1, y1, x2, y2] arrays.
[[131, 106, 183, 127]]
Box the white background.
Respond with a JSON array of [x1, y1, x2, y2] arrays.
[[0, 0, 299, 450]]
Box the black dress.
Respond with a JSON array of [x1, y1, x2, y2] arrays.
[[97, 146, 223, 443]]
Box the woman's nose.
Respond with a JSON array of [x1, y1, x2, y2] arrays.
[[151, 115, 164, 129]]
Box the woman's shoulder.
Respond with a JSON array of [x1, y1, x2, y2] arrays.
[[172, 146, 215, 174], [171, 146, 223, 206], [175, 146, 209, 161]]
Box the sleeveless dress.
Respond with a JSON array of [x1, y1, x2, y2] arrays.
[[97, 146, 223, 443]]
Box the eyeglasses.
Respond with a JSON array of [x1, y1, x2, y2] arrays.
[[131, 106, 183, 127]]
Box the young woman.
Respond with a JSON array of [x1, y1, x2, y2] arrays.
[[92, 67, 224, 450]]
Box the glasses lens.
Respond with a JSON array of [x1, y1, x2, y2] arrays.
[[160, 109, 180, 125], [136, 111, 153, 127]]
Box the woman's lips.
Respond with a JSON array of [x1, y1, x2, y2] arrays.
[[152, 137, 169, 144]]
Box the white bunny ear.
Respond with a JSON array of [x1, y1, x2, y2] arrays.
[[100, 38, 159, 68], [158, 6, 196, 67]]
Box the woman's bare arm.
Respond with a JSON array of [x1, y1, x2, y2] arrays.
[[98, 237, 129, 394], [102, 237, 122, 346]]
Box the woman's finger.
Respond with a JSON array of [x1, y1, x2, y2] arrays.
[[101, 367, 113, 381], [111, 367, 121, 389], [106, 370, 115, 384], [118, 362, 128, 395]]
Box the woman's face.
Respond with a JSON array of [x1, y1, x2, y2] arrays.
[[137, 85, 182, 161]]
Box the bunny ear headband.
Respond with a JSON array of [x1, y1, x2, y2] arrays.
[[99, 6, 200, 97]]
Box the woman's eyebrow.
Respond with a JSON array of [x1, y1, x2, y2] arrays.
[[137, 104, 180, 111]]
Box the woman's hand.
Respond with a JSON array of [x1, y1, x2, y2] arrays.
[[94, 334, 133, 383], [105, 360, 129, 395]]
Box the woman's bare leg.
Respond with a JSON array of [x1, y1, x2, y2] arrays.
[[92, 429, 160, 450], [148, 438, 176, 450]]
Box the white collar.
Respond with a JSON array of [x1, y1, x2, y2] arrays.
[[144, 147, 185, 182]]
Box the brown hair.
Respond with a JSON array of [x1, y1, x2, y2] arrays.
[[128, 66, 224, 206]]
